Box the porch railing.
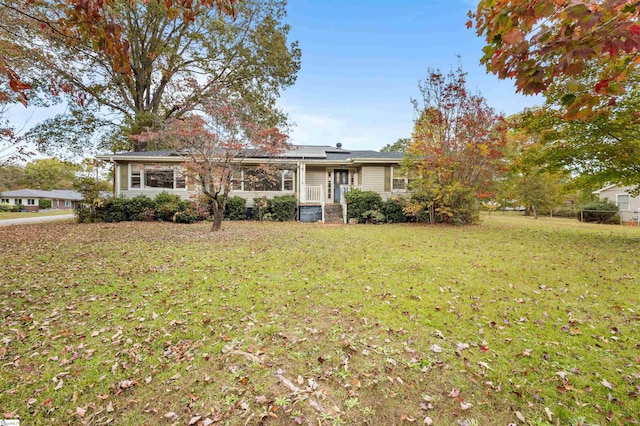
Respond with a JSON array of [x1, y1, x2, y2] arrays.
[[300, 184, 324, 223]]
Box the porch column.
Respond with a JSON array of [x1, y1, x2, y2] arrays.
[[298, 162, 306, 203]]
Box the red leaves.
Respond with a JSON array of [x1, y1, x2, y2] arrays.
[[594, 79, 610, 94]]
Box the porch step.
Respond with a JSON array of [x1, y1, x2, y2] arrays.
[[324, 204, 344, 224]]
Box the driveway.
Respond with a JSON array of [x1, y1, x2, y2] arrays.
[[0, 214, 75, 227]]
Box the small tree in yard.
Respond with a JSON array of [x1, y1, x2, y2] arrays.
[[405, 65, 507, 224], [136, 90, 288, 232]]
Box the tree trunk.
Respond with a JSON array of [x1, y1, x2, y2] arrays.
[[533, 205, 538, 219], [210, 199, 224, 232]]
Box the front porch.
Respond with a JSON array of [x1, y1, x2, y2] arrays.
[[298, 183, 361, 223]]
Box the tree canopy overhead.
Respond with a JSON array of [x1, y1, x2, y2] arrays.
[[469, 0, 640, 118], [1, 0, 300, 153]]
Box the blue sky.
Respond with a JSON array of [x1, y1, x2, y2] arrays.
[[278, 0, 541, 151], [5, 0, 541, 159]]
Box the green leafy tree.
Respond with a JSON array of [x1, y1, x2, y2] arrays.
[[469, 0, 640, 119], [22, 158, 78, 190], [5, 0, 300, 153], [380, 138, 410, 153], [0, 163, 24, 191]]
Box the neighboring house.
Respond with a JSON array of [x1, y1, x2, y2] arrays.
[[0, 189, 83, 212], [97, 144, 406, 222], [593, 184, 640, 223]]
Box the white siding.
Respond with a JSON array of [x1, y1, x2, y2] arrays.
[[361, 166, 393, 200], [597, 185, 640, 222], [121, 189, 191, 200], [229, 190, 296, 207], [305, 167, 326, 188]]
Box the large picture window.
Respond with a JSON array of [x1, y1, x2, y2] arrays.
[[234, 167, 295, 192], [130, 164, 186, 190]]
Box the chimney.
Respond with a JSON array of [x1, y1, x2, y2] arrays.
[[336, 142, 342, 149]]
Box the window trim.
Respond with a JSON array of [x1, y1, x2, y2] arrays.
[[233, 167, 296, 192], [616, 193, 630, 211], [129, 163, 186, 190]]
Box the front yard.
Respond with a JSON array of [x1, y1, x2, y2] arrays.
[[0, 217, 638, 425]]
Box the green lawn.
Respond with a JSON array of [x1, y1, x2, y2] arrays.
[[0, 209, 74, 220], [0, 216, 638, 425]]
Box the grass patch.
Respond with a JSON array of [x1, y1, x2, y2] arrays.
[[0, 209, 74, 220], [0, 217, 639, 425]]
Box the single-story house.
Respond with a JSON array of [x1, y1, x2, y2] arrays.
[[0, 189, 83, 212], [593, 184, 640, 224], [97, 144, 407, 222]]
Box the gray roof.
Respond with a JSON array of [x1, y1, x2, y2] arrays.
[[102, 144, 405, 161], [1, 189, 83, 200]]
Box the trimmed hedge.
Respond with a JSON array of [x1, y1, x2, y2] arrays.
[[383, 198, 407, 223], [0, 203, 21, 212], [87, 194, 196, 224], [345, 190, 382, 223], [268, 195, 297, 221], [38, 199, 52, 209], [224, 196, 247, 220]]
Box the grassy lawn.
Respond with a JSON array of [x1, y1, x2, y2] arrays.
[[0, 209, 74, 220], [1, 216, 638, 425]]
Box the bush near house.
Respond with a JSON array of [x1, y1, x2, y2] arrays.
[[77, 193, 197, 224], [0, 203, 21, 212], [38, 199, 52, 209], [382, 198, 407, 223], [579, 201, 619, 223], [224, 196, 247, 221], [268, 195, 297, 221], [345, 190, 383, 224]]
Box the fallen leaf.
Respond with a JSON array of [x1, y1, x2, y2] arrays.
[[188, 415, 202, 425], [460, 401, 472, 410], [449, 388, 460, 398], [106, 401, 114, 412], [431, 344, 443, 353], [544, 406, 553, 421], [76, 406, 86, 417], [601, 378, 614, 389], [424, 417, 433, 425], [164, 411, 178, 420], [515, 411, 525, 422]]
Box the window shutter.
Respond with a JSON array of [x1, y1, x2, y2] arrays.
[[384, 167, 390, 192]]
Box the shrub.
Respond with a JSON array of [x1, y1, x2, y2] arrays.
[[174, 211, 197, 224], [156, 202, 180, 221], [345, 190, 382, 223], [39, 199, 52, 209], [154, 192, 182, 206], [267, 194, 297, 221], [252, 197, 269, 221], [75, 203, 101, 223], [361, 209, 385, 224], [224, 196, 247, 220], [383, 198, 407, 223], [437, 182, 479, 225], [579, 201, 619, 223], [0, 203, 20, 212], [139, 207, 157, 222], [96, 196, 155, 222]]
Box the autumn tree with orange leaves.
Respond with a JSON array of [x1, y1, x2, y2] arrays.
[[469, 0, 640, 118], [135, 88, 288, 232], [405, 66, 507, 224]]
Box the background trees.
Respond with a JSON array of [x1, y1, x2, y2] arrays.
[[1, 0, 300, 154], [405, 66, 506, 224]]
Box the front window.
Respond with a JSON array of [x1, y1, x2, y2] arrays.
[[233, 167, 295, 191], [65, 200, 72, 207], [130, 164, 186, 190], [392, 166, 407, 190], [27, 199, 36, 205], [617, 194, 630, 210], [1, 198, 8, 204]]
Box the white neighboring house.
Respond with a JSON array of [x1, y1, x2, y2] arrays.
[[0, 189, 83, 212], [593, 184, 640, 223]]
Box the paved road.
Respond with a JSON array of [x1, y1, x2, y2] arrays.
[[0, 214, 75, 227]]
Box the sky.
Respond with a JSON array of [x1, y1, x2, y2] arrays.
[[5, 0, 542, 159], [278, 0, 541, 151]]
